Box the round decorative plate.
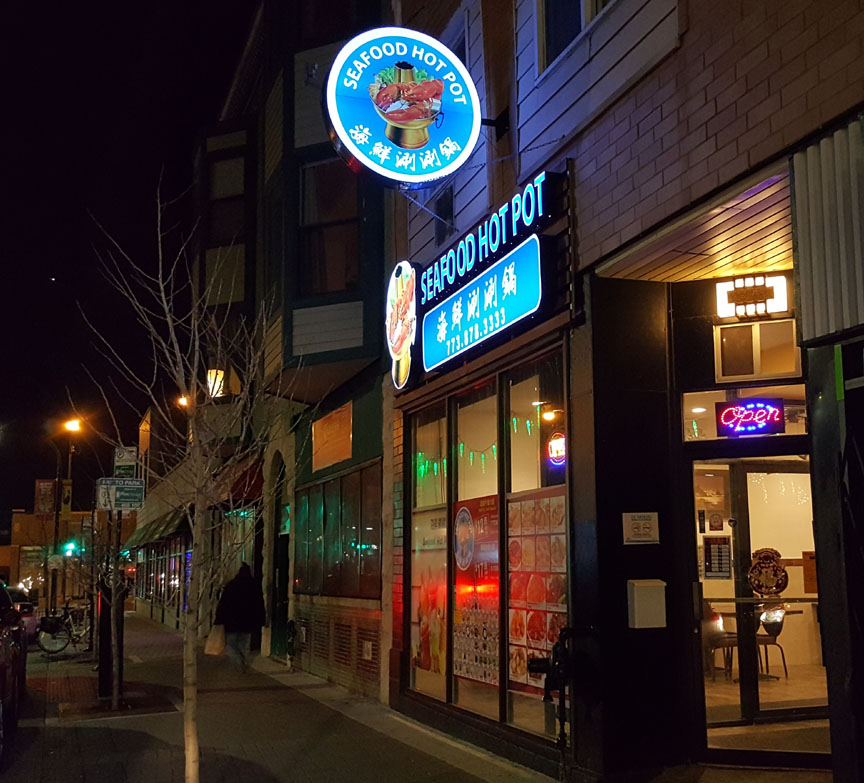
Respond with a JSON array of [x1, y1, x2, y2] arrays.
[[454, 506, 474, 571], [747, 548, 788, 595]]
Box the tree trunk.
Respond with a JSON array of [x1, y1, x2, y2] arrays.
[[183, 505, 205, 783], [110, 511, 122, 710]]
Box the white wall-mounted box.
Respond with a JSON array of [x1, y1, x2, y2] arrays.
[[627, 579, 667, 628]]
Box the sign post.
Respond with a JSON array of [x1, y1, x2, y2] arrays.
[[113, 446, 138, 478]]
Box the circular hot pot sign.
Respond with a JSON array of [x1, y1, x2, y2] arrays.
[[324, 27, 482, 188]]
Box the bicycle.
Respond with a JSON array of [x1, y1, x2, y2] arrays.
[[37, 602, 91, 654]]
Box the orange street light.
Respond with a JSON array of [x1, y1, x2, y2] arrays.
[[64, 418, 82, 432], [177, 396, 189, 407]]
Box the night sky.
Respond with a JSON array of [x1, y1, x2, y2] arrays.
[[1, 3, 258, 524]]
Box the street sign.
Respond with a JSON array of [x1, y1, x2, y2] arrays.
[[113, 446, 138, 478], [96, 477, 145, 511]]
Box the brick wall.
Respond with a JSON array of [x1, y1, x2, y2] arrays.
[[392, 410, 404, 648], [568, 0, 864, 266]]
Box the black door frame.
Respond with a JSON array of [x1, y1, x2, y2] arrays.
[[684, 438, 831, 768]]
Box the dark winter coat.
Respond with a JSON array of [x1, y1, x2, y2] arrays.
[[215, 565, 265, 634]]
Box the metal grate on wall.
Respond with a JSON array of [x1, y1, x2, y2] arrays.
[[792, 118, 864, 343]]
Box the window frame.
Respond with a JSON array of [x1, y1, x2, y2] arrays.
[[713, 318, 802, 384], [293, 460, 382, 599], [297, 157, 361, 298], [535, 0, 616, 78]]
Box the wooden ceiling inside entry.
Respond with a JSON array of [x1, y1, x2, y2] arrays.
[[596, 168, 793, 282]]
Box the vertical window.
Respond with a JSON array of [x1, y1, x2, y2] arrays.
[[359, 463, 382, 599], [323, 478, 341, 595], [505, 353, 567, 738], [540, 0, 582, 71], [453, 383, 500, 719], [207, 156, 245, 247], [410, 405, 449, 700], [299, 159, 359, 296]]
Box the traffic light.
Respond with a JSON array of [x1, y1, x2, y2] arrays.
[[64, 540, 78, 556]]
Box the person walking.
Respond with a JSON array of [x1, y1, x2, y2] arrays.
[[214, 563, 265, 672]]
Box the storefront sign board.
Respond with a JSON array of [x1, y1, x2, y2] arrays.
[[622, 511, 659, 545], [422, 234, 542, 372], [325, 27, 481, 187]]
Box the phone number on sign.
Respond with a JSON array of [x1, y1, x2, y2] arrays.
[[445, 308, 506, 356]]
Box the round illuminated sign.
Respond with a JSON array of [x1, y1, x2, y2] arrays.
[[325, 27, 482, 187], [547, 432, 566, 466], [386, 261, 417, 389]]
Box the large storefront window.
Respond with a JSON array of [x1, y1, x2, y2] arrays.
[[454, 383, 500, 719], [506, 355, 566, 736], [410, 405, 448, 700], [407, 351, 568, 738], [294, 463, 381, 598]]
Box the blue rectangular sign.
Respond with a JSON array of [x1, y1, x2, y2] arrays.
[[422, 234, 542, 372]]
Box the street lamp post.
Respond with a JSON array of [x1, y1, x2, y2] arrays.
[[47, 419, 81, 612]]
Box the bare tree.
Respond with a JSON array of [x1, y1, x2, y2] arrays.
[[80, 188, 300, 783]]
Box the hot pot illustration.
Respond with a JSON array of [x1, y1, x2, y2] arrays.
[[368, 62, 444, 149]]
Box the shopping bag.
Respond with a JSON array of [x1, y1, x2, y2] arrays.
[[205, 624, 226, 655]]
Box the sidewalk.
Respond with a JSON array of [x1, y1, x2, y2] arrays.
[[5, 615, 832, 783]]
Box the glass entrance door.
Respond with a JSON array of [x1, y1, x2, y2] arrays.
[[694, 457, 830, 754]]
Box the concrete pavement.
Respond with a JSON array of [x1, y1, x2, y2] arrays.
[[3, 614, 832, 783]]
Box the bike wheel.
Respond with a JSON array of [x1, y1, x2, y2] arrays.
[[37, 625, 71, 654]]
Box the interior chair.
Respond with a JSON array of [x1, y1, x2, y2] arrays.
[[756, 606, 788, 678], [702, 600, 737, 680]]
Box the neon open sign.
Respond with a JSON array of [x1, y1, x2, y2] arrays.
[[715, 399, 785, 437], [547, 433, 566, 466]]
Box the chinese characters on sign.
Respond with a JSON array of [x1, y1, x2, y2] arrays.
[[422, 235, 543, 372]]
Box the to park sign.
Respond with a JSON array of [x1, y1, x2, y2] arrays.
[[96, 477, 145, 511], [325, 27, 481, 187]]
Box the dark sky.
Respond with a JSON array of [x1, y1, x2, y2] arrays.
[[0, 2, 258, 519]]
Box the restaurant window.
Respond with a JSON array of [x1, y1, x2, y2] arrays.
[[410, 404, 448, 700], [453, 382, 500, 719], [683, 384, 808, 442], [505, 353, 566, 737], [294, 463, 381, 598], [714, 319, 800, 383], [298, 159, 360, 297]]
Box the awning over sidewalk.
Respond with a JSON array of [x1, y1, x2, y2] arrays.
[[123, 507, 190, 550], [213, 456, 263, 507]]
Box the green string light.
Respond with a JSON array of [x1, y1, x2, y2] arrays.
[[512, 416, 518, 434], [492, 444, 496, 460], [469, 451, 474, 466], [480, 453, 486, 474], [459, 442, 464, 458], [433, 461, 439, 476], [526, 419, 532, 435]]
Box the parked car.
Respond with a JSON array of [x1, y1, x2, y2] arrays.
[[0, 585, 26, 759], [5, 588, 37, 641]]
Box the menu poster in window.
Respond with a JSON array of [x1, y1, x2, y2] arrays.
[[411, 508, 447, 676], [453, 495, 499, 686], [507, 486, 567, 693], [704, 535, 732, 580]]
